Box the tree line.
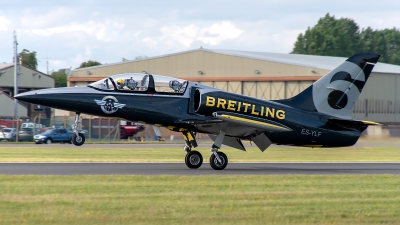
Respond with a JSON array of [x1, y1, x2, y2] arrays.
[[291, 13, 400, 65]]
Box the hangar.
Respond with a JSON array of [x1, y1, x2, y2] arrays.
[[69, 48, 400, 124], [0, 63, 54, 119]]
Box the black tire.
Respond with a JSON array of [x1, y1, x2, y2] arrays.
[[185, 151, 203, 169], [210, 152, 228, 170], [72, 133, 85, 146], [120, 129, 127, 139]]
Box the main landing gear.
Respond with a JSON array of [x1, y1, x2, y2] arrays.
[[182, 129, 228, 170], [71, 113, 85, 146]]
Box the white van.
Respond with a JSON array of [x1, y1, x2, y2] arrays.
[[21, 122, 43, 129]]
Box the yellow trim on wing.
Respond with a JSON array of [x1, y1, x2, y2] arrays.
[[220, 114, 290, 131], [361, 120, 381, 125]]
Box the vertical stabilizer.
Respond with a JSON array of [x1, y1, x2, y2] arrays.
[[276, 53, 380, 118]]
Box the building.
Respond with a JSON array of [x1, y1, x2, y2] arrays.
[[69, 48, 400, 124], [0, 63, 54, 120]]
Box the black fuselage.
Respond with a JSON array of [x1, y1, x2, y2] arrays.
[[15, 85, 363, 148]]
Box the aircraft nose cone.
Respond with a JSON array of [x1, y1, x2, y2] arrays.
[[14, 90, 38, 102]]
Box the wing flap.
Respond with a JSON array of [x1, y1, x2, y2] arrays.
[[212, 112, 291, 132]]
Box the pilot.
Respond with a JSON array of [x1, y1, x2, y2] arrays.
[[117, 79, 125, 90], [126, 77, 138, 90], [169, 80, 182, 92]]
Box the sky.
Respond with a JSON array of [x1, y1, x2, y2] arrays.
[[1, 0, 399, 73]]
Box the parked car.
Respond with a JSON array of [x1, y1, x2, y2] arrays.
[[0, 125, 7, 131], [0, 128, 17, 142], [18, 128, 41, 142], [40, 125, 89, 138], [120, 121, 145, 139], [34, 128, 73, 144]]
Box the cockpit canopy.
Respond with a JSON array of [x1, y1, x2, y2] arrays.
[[88, 73, 188, 94]]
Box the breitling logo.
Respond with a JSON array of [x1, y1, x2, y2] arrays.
[[94, 96, 126, 114], [205, 96, 285, 120]]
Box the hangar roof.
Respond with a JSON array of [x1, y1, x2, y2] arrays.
[[73, 48, 400, 74], [207, 49, 400, 74], [0, 63, 13, 70]]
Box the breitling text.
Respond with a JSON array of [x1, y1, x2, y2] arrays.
[[205, 96, 285, 120]]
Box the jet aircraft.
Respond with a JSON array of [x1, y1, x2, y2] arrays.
[[15, 53, 381, 170]]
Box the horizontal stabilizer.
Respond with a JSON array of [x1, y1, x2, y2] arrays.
[[328, 118, 380, 130], [208, 135, 246, 151]]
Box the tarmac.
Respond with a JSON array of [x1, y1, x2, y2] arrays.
[[0, 138, 399, 175], [0, 162, 399, 175]]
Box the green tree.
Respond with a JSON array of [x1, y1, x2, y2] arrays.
[[51, 69, 67, 87], [78, 60, 101, 68], [379, 28, 400, 65], [292, 14, 400, 65], [292, 13, 362, 56], [18, 49, 38, 70]]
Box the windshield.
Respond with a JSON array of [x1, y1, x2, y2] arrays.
[[2, 128, 12, 133], [88, 78, 116, 91], [88, 73, 188, 94], [43, 129, 55, 134]]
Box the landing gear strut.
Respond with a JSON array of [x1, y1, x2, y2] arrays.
[[208, 124, 229, 170], [71, 113, 85, 146]]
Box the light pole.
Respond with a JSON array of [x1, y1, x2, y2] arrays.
[[13, 31, 18, 122]]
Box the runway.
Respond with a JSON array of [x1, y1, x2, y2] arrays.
[[0, 163, 399, 175]]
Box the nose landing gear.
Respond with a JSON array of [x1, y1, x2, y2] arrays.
[[71, 113, 85, 146]]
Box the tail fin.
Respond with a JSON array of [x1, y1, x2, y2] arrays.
[[276, 53, 381, 119]]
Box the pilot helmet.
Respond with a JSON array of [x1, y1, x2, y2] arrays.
[[117, 79, 123, 84]]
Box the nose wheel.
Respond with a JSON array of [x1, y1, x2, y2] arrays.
[[71, 113, 85, 146], [72, 133, 85, 146]]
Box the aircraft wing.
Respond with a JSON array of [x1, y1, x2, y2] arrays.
[[212, 112, 292, 132], [186, 112, 291, 152], [174, 119, 223, 124]]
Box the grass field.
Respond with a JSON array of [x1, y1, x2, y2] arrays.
[[1, 144, 400, 224], [0, 146, 400, 162], [0, 175, 399, 225]]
